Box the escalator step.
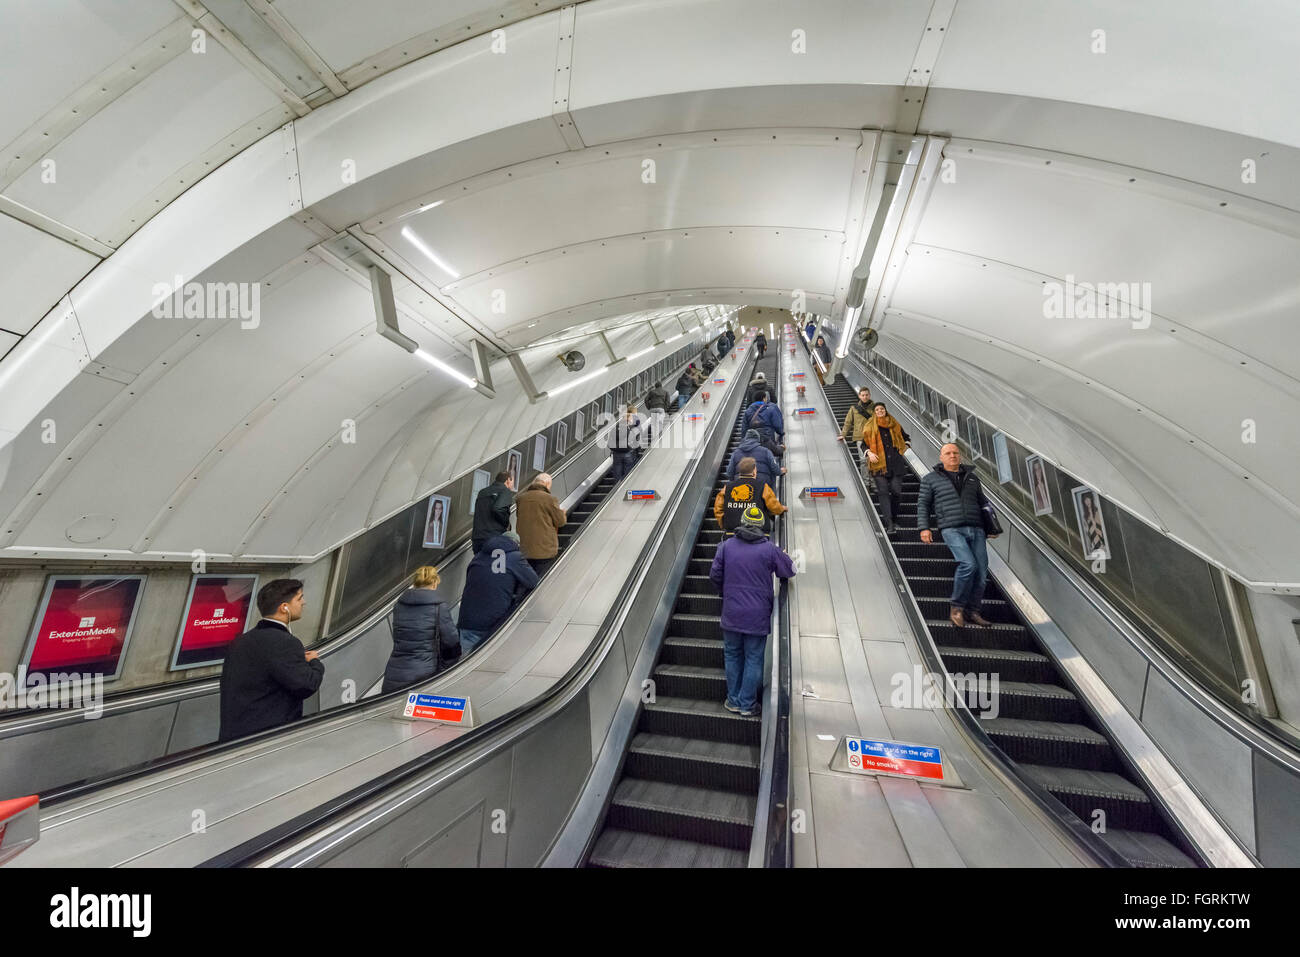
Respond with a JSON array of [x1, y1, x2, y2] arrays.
[[1097, 828, 1197, 868], [938, 645, 1058, 684], [1019, 764, 1158, 831], [625, 731, 760, 794], [588, 828, 747, 868], [651, 663, 726, 700], [976, 681, 1083, 723], [675, 593, 722, 616], [641, 695, 759, 745], [679, 575, 718, 594], [928, 619, 1036, 651], [607, 778, 756, 850], [660, 636, 722, 668], [670, 613, 721, 640], [981, 717, 1116, 771]]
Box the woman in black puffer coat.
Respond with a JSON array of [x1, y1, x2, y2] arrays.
[[381, 565, 460, 693]]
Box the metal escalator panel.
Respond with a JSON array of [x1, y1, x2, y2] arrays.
[[821, 375, 1197, 868], [588, 353, 779, 868]]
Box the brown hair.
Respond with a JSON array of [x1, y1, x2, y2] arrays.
[[412, 566, 441, 589], [738, 456, 757, 475]]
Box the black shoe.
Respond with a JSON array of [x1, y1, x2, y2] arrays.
[[884, 523, 897, 535]]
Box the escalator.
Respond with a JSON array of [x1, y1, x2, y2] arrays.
[[587, 352, 778, 867], [821, 374, 1197, 868]]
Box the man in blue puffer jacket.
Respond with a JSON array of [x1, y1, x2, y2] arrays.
[[726, 429, 785, 493], [457, 531, 540, 655], [382, 565, 460, 693]]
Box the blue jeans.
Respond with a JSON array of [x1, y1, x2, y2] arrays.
[[676, 393, 689, 410], [941, 526, 989, 612], [722, 630, 767, 712], [611, 450, 637, 481], [460, 629, 487, 656]]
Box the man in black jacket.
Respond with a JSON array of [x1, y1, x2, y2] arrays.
[[218, 579, 324, 741], [916, 444, 995, 629], [458, 532, 539, 655], [472, 470, 515, 553]]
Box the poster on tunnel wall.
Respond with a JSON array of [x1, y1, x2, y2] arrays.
[[170, 574, 258, 670], [20, 575, 146, 685]]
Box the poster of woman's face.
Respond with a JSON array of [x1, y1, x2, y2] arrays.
[[556, 421, 568, 457], [1072, 486, 1111, 561], [1025, 454, 1053, 516], [423, 494, 451, 549], [575, 409, 585, 439], [992, 432, 1012, 484], [533, 433, 547, 471], [506, 449, 522, 491], [965, 415, 982, 458]]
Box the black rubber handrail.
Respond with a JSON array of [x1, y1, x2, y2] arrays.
[[201, 350, 757, 867]]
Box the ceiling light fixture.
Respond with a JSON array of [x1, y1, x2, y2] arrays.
[[400, 226, 460, 279]]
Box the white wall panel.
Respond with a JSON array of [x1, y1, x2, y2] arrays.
[[4, 42, 281, 243], [0, 299, 90, 448], [0, 215, 99, 335], [934, 0, 1300, 148]]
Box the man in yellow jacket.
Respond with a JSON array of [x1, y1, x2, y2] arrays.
[[715, 457, 786, 532]]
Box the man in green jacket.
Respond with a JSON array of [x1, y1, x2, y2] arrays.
[[836, 385, 880, 465]]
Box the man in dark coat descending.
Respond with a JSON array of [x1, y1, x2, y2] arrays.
[[709, 506, 797, 716], [458, 531, 539, 655], [218, 579, 324, 741], [472, 470, 515, 554], [917, 443, 997, 629]]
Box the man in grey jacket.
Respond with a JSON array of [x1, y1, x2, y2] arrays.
[[917, 444, 995, 628]]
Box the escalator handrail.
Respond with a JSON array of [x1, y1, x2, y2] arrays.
[[200, 350, 758, 867], [818, 372, 1133, 868], [749, 338, 792, 868], [31, 377, 698, 806]]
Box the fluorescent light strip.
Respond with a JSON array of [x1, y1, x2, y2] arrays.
[[400, 226, 460, 279], [835, 306, 860, 359], [414, 348, 477, 388], [547, 366, 606, 397]]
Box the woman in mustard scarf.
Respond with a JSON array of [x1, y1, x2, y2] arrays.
[[861, 403, 910, 534]]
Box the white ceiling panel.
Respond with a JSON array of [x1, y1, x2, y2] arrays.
[[570, 0, 927, 109], [3, 40, 282, 243], [919, 90, 1300, 214], [0, 331, 16, 361], [913, 155, 1300, 377], [381, 139, 858, 279], [0, 214, 99, 335], [448, 231, 840, 328], [275, 0, 521, 73], [934, 0, 1300, 148], [0, 0, 180, 148]]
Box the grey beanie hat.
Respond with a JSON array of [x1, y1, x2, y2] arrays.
[[745, 428, 761, 440], [502, 530, 520, 543]]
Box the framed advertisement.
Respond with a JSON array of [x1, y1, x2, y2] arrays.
[[423, 493, 451, 549], [1025, 454, 1053, 516], [992, 432, 1013, 484], [575, 409, 585, 439], [21, 575, 146, 685], [170, 574, 258, 670], [506, 448, 523, 491], [470, 468, 491, 513], [533, 433, 547, 471], [555, 420, 568, 457], [1072, 485, 1111, 561], [965, 415, 983, 458]]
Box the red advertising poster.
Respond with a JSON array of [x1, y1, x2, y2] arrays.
[[22, 576, 146, 682], [171, 575, 258, 669]]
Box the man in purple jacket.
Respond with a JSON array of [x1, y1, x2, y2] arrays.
[[708, 506, 797, 716]]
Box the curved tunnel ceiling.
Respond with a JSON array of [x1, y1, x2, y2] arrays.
[[0, 0, 1296, 587]]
